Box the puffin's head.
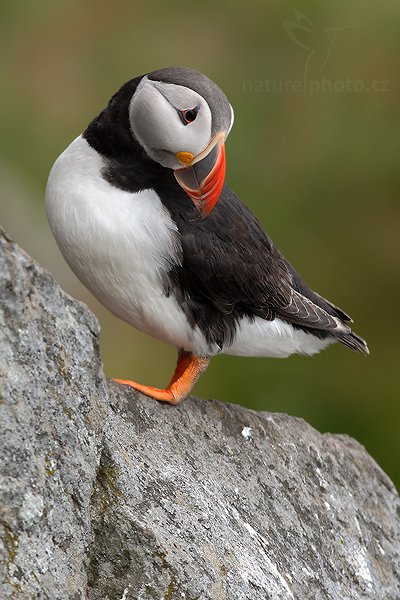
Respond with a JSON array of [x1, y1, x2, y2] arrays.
[[129, 67, 234, 217]]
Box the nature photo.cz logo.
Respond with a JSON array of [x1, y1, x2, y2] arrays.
[[242, 10, 389, 96]]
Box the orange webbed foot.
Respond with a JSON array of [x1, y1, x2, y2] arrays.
[[113, 351, 209, 405]]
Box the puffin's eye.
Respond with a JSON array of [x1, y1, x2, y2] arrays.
[[177, 106, 200, 126]]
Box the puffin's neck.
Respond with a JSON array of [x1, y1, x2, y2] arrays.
[[83, 76, 173, 193]]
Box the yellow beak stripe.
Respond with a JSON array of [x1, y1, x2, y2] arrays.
[[176, 151, 194, 166]]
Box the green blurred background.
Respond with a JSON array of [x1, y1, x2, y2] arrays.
[[1, 1, 399, 488]]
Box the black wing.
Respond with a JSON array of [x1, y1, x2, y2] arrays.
[[161, 183, 367, 353]]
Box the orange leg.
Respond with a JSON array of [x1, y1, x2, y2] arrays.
[[113, 350, 210, 405]]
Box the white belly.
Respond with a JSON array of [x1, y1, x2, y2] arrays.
[[45, 135, 215, 356], [226, 315, 333, 357]]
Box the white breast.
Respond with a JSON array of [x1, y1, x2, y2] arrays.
[[45, 135, 215, 355]]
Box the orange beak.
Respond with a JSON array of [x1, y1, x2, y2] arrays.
[[174, 133, 226, 218]]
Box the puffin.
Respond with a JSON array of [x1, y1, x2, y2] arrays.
[[45, 66, 368, 404]]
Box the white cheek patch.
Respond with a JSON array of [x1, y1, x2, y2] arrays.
[[130, 83, 177, 153], [154, 82, 199, 110], [129, 77, 212, 168]]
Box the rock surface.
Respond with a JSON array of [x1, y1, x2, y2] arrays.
[[1, 227, 399, 600]]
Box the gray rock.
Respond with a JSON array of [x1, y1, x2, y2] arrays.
[[1, 227, 399, 600]]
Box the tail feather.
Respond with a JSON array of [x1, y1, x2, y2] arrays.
[[335, 330, 369, 355], [279, 255, 368, 354]]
